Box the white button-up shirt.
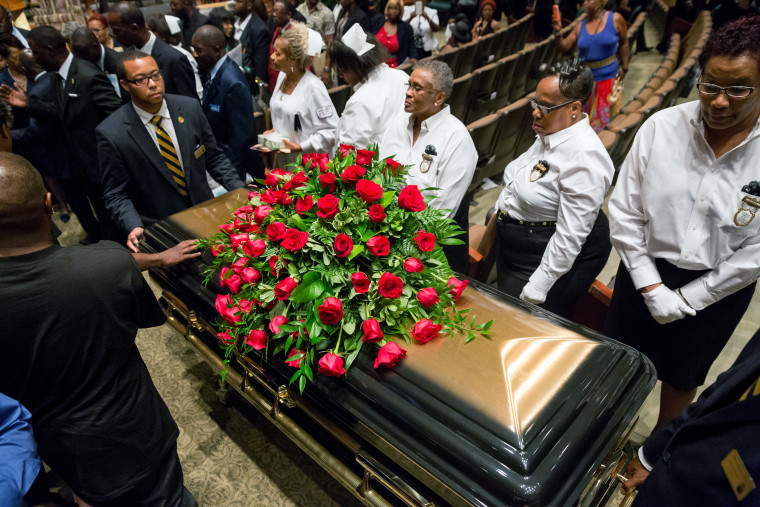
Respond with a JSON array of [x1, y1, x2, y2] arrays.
[[497, 115, 614, 294], [132, 100, 185, 172], [234, 14, 251, 41], [402, 5, 439, 52], [380, 105, 477, 218], [609, 101, 760, 311]]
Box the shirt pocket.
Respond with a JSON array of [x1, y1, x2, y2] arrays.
[[720, 190, 760, 237]]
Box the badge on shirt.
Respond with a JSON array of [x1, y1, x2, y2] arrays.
[[210, 104, 221, 113], [316, 106, 333, 119], [721, 449, 756, 501], [529, 160, 550, 182], [734, 195, 760, 227], [194, 144, 206, 159]]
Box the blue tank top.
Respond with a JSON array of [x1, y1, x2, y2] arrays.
[[578, 11, 619, 81]]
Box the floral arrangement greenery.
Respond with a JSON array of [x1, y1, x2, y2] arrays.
[[200, 144, 491, 392]]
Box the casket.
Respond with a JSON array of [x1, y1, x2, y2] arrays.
[[140, 189, 656, 507]]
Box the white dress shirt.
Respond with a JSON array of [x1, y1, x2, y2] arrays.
[[137, 32, 157, 55], [402, 5, 439, 52], [334, 63, 407, 153], [271, 70, 338, 153], [234, 14, 252, 41], [11, 26, 28, 48], [57, 52, 74, 86], [609, 101, 760, 311], [496, 115, 614, 294], [172, 43, 204, 100], [132, 100, 185, 172], [380, 105, 477, 218]]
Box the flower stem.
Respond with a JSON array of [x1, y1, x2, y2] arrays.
[[334, 324, 343, 353]]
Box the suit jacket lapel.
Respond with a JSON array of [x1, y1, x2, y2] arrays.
[[167, 98, 196, 188], [62, 57, 77, 110], [202, 59, 226, 109], [125, 106, 179, 189]]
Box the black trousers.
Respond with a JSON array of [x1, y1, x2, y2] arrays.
[[496, 211, 611, 319], [64, 176, 114, 242], [604, 259, 755, 391], [442, 195, 470, 274]]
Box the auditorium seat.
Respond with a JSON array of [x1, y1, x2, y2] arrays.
[[525, 39, 553, 92], [637, 94, 663, 121], [449, 73, 474, 122], [457, 41, 479, 76], [597, 129, 619, 158], [467, 112, 500, 170], [490, 25, 513, 60], [509, 48, 535, 102], [474, 32, 498, 68], [488, 96, 533, 178], [466, 62, 502, 123], [253, 111, 266, 137], [493, 53, 520, 109], [610, 113, 643, 167], [654, 79, 677, 108], [605, 113, 629, 133], [436, 47, 461, 77]]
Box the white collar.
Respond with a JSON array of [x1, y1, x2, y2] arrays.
[[58, 52, 74, 82], [209, 54, 227, 81], [235, 13, 252, 30], [138, 32, 157, 55], [133, 99, 170, 125], [98, 45, 106, 71], [541, 113, 590, 150]]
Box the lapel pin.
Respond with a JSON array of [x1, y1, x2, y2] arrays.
[[178, 116, 184, 123]]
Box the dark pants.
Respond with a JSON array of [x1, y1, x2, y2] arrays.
[[442, 195, 470, 274], [496, 211, 611, 319], [604, 259, 755, 391], [64, 176, 114, 242]]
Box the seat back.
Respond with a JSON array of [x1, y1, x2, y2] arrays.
[[509, 48, 535, 102], [436, 46, 462, 76], [449, 73, 474, 122], [525, 39, 554, 92], [466, 62, 502, 123], [474, 32, 498, 68], [467, 112, 500, 170], [489, 96, 533, 177], [456, 41, 480, 76], [493, 53, 520, 109]]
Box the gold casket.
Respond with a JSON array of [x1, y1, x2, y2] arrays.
[[141, 189, 655, 507]]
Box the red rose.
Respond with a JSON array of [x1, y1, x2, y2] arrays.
[[414, 230, 436, 252], [355, 179, 383, 203], [281, 171, 308, 191], [276, 190, 293, 205], [367, 235, 390, 256], [238, 298, 255, 313], [230, 233, 249, 252], [355, 149, 375, 166], [384, 158, 402, 175], [334, 234, 354, 258], [266, 221, 287, 241], [317, 297, 344, 325], [254, 205, 273, 224], [296, 195, 314, 214], [220, 267, 243, 294], [231, 257, 247, 274], [269, 255, 289, 277], [398, 185, 426, 212], [447, 277, 469, 301], [319, 173, 336, 192], [233, 215, 253, 231], [275, 276, 298, 300], [361, 318, 384, 343], [374, 342, 407, 369], [235, 204, 254, 214], [248, 190, 260, 200], [219, 223, 234, 235], [217, 330, 235, 345], [242, 238, 266, 257], [269, 315, 288, 334], [341, 165, 366, 185], [412, 318, 442, 343], [318, 352, 346, 377], [404, 258, 424, 273], [245, 329, 267, 350], [281, 228, 309, 252], [264, 169, 285, 187], [303, 153, 329, 171], [215, 294, 242, 324], [260, 189, 278, 204], [368, 204, 386, 222], [378, 272, 403, 298], [416, 287, 439, 308], [351, 272, 370, 294], [285, 348, 305, 367], [317, 194, 340, 219], [339, 143, 355, 158], [211, 243, 226, 257]]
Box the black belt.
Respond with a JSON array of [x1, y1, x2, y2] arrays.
[[498, 210, 557, 227]]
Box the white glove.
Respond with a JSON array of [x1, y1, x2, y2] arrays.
[[520, 282, 547, 305], [641, 284, 696, 324]]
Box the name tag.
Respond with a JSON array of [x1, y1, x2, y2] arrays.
[[210, 104, 220, 112], [194, 145, 206, 159], [721, 449, 756, 501], [316, 106, 333, 119]]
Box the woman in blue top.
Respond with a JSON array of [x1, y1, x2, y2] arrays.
[[553, 0, 629, 131]]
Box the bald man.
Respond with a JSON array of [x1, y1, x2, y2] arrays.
[[0, 153, 198, 506], [192, 25, 261, 181]]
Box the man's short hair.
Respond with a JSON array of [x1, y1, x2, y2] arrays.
[[109, 1, 146, 27], [414, 59, 453, 99], [117, 49, 151, 80], [27, 25, 67, 50]]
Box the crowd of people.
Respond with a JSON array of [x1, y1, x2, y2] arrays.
[[0, 0, 758, 503]]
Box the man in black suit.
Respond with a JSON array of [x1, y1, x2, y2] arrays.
[[107, 2, 197, 99], [170, 0, 209, 51], [0, 26, 121, 244], [192, 26, 262, 181], [232, 0, 271, 91], [622, 328, 760, 505], [97, 50, 244, 252], [69, 27, 126, 104]]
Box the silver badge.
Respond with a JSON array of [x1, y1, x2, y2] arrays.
[[734, 196, 760, 227]]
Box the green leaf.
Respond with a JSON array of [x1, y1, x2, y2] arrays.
[[380, 191, 396, 207], [299, 374, 306, 393], [342, 320, 356, 335], [289, 370, 302, 384], [303, 363, 314, 382], [347, 244, 364, 261], [289, 272, 326, 303], [483, 320, 493, 330], [438, 238, 465, 246], [345, 340, 363, 369]]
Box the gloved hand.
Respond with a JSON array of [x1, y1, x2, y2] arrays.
[[520, 282, 547, 305], [641, 284, 696, 324]]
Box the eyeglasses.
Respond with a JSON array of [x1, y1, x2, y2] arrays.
[[405, 82, 441, 94], [126, 70, 163, 87], [696, 82, 755, 99], [529, 97, 574, 115]]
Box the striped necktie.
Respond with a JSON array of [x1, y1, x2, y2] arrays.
[[150, 115, 188, 197]]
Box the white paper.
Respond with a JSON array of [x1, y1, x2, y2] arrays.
[[307, 29, 324, 56], [164, 15, 182, 35], [480, 177, 499, 190], [228, 43, 243, 66], [415, 1, 422, 15]]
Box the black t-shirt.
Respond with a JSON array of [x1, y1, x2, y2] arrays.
[[0, 242, 178, 502]]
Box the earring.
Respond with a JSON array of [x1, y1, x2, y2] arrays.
[[572, 114, 576, 118]]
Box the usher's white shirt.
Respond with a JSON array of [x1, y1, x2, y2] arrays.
[[496, 115, 614, 294], [380, 105, 477, 218], [271, 70, 338, 153], [609, 101, 760, 311]]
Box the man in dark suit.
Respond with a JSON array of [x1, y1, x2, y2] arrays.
[[69, 27, 125, 102], [0, 25, 121, 244], [232, 0, 271, 91], [192, 26, 262, 181], [622, 328, 760, 505], [107, 2, 197, 99], [335, 0, 370, 39], [170, 0, 209, 51], [97, 50, 244, 252]]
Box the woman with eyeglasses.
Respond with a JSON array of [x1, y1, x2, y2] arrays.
[[493, 59, 614, 318], [605, 16, 760, 433], [380, 60, 477, 272]]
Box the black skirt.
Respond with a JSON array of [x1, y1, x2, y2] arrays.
[[495, 211, 612, 319], [604, 259, 756, 391]]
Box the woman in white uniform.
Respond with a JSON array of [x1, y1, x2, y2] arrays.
[[380, 60, 477, 272], [330, 23, 408, 151], [269, 22, 338, 154], [494, 60, 614, 319]]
